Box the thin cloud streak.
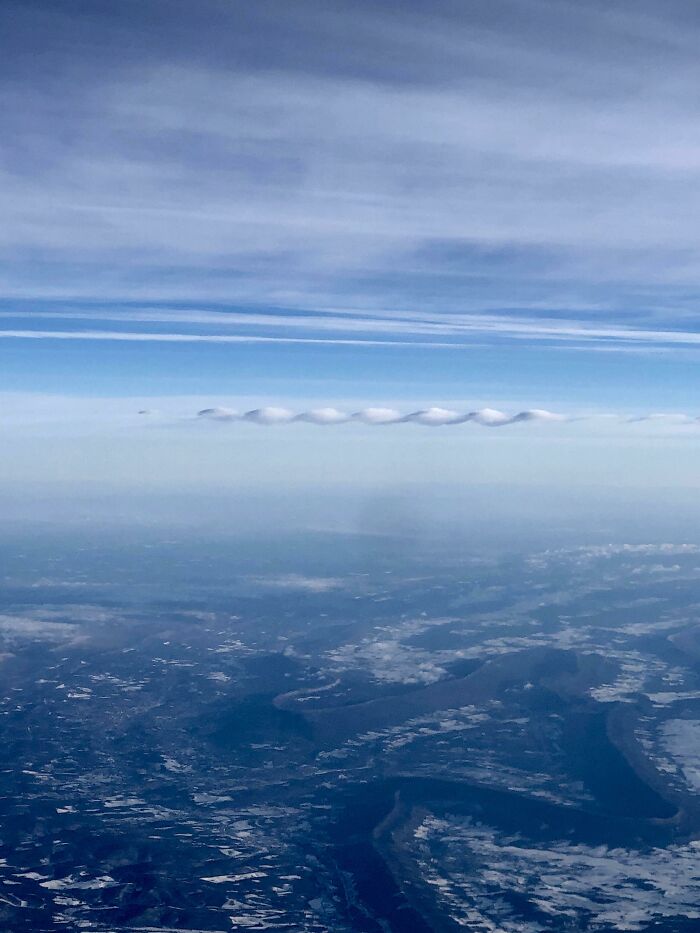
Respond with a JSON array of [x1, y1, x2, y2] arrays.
[[6, 318, 700, 352], [0, 329, 468, 349]]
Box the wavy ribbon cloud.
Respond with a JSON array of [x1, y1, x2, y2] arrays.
[[196, 406, 567, 426], [192, 407, 700, 428]]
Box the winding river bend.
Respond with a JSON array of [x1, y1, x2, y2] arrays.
[[326, 702, 680, 932]]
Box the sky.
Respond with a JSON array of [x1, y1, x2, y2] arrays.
[[4, 0, 700, 536]]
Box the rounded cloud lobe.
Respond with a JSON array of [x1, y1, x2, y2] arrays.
[[242, 407, 296, 425], [197, 407, 238, 421], [295, 407, 350, 424], [353, 407, 403, 424]]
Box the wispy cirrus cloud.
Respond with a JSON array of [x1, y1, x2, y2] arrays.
[[6, 311, 700, 354], [5, 0, 700, 348]]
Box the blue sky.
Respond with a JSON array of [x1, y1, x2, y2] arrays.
[[4, 0, 700, 528]]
